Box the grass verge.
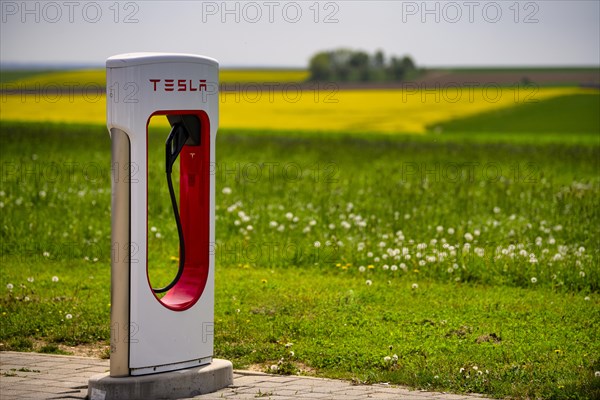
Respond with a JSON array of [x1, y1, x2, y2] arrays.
[[0, 121, 598, 399]]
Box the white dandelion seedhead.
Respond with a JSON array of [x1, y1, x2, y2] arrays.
[[6, 283, 14, 290], [531, 277, 537, 284], [222, 187, 232, 195], [366, 280, 373, 286], [52, 276, 59, 282], [411, 283, 418, 290], [313, 241, 321, 248]]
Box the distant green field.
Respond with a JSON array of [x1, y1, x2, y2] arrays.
[[442, 67, 600, 74], [433, 93, 600, 136], [3, 67, 597, 87], [0, 69, 104, 87], [0, 70, 55, 85], [0, 68, 308, 87]]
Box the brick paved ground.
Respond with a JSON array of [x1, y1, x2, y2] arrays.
[[0, 352, 487, 400]]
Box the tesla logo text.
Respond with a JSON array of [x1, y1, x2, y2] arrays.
[[149, 79, 207, 92]]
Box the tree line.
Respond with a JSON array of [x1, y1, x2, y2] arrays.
[[308, 49, 417, 82]]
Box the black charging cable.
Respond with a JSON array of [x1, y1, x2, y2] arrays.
[[153, 123, 188, 294]]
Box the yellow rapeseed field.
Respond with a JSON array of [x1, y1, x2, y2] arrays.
[[220, 86, 586, 133], [1, 87, 587, 133]]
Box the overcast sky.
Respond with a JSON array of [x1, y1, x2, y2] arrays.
[[1, 0, 599, 68]]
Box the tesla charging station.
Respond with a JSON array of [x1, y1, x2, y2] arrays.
[[88, 53, 232, 400]]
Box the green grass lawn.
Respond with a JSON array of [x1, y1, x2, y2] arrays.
[[433, 93, 600, 136], [0, 121, 599, 399]]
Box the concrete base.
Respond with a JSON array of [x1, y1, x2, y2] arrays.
[[87, 359, 233, 400]]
